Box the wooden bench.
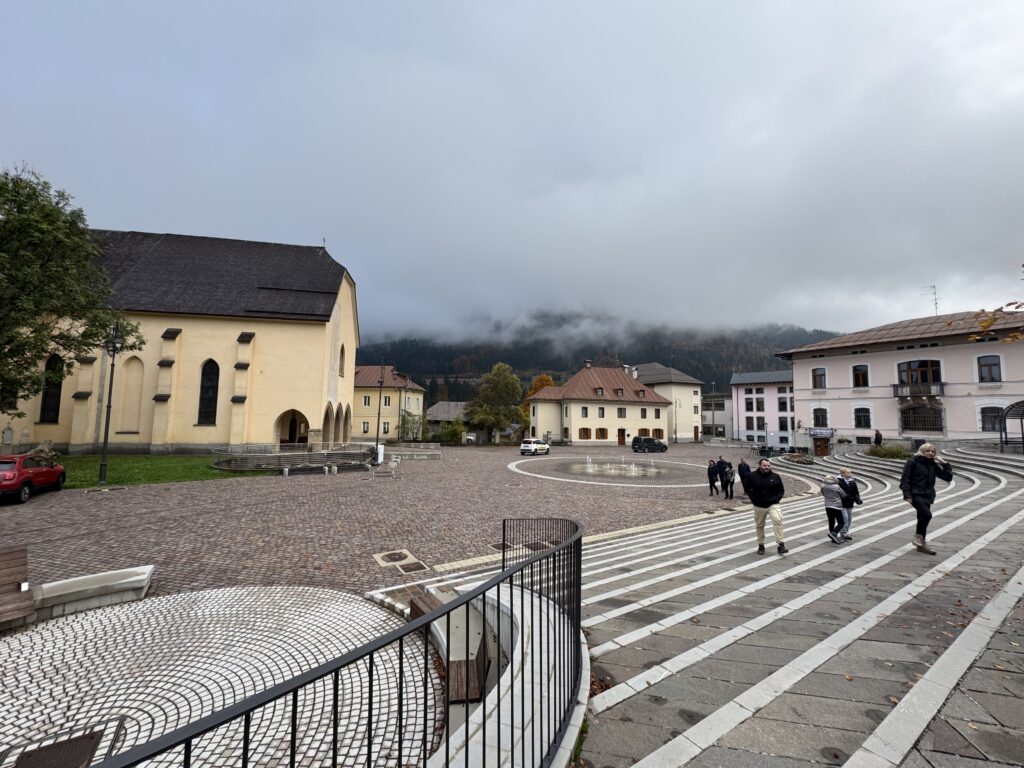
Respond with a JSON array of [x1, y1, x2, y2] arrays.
[[407, 587, 490, 702], [0, 546, 33, 625]]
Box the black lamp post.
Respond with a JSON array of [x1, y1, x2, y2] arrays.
[[98, 320, 125, 485], [373, 361, 386, 465]]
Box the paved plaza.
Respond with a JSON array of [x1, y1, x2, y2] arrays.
[[1, 443, 1023, 766]]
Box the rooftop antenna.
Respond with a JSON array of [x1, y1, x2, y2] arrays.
[[921, 285, 938, 316]]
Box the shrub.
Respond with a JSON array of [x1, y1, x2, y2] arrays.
[[780, 453, 815, 465], [866, 444, 912, 460]]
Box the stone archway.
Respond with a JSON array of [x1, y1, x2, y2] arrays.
[[342, 404, 352, 443], [274, 410, 310, 446], [322, 404, 335, 447]]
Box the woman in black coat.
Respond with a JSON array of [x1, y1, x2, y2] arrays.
[[707, 460, 719, 496], [899, 443, 953, 555]]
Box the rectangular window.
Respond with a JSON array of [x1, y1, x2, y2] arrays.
[[653, 429, 664, 439], [755, 398, 764, 412], [598, 407, 605, 418], [777, 386, 786, 393], [532, 405, 536, 416], [531, 426, 536, 437], [755, 387, 764, 394], [813, 408, 828, 428], [981, 406, 1002, 431], [693, 405, 699, 414], [655, 408, 660, 418], [614, 388, 623, 396], [746, 435, 754, 442], [384, 395, 391, 407], [563, 427, 569, 439], [745, 398, 754, 412], [854, 408, 872, 428], [746, 416, 754, 430], [596, 428, 608, 439], [756, 417, 765, 431], [790, 417, 795, 431], [778, 397, 787, 412], [638, 428, 650, 437], [756, 435, 766, 443], [578, 427, 592, 439], [855, 436, 871, 444], [745, 388, 753, 394], [638, 390, 645, 398], [812, 368, 827, 389], [595, 387, 604, 396], [383, 421, 390, 434], [779, 417, 788, 432], [789, 397, 794, 412], [852, 365, 869, 388], [363, 396, 371, 407], [978, 355, 1002, 383], [564, 406, 569, 417], [581, 406, 589, 418], [641, 408, 647, 419], [779, 436, 789, 444], [362, 422, 369, 433], [617, 407, 626, 418]]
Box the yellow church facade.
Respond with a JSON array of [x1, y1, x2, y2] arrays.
[[2, 230, 360, 454]]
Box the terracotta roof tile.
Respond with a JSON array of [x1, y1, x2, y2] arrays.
[[779, 311, 1024, 357], [354, 365, 424, 391], [528, 366, 670, 404]]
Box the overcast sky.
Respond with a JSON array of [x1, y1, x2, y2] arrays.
[[3, 2, 1023, 340]]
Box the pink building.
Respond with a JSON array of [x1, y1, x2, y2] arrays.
[[729, 371, 795, 450]]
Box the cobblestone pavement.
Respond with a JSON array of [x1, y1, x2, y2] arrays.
[[0, 444, 755, 595], [0, 587, 442, 766]]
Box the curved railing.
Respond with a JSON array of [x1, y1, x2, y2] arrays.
[[93, 518, 583, 767]]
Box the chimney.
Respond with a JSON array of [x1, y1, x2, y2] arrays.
[[584, 359, 592, 368]]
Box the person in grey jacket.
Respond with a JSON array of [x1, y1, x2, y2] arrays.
[[836, 468, 862, 540], [899, 443, 952, 555], [819, 475, 847, 545]]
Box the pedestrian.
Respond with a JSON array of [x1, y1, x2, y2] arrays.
[[873, 429, 883, 447], [716, 455, 729, 493], [723, 462, 736, 499], [836, 467, 862, 540], [899, 443, 953, 555], [746, 458, 787, 555], [819, 474, 847, 544], [737, 458, 751, 495], [707, 459, 720, 496]]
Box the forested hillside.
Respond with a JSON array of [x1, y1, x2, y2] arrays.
[[358, 321, 837, 402]]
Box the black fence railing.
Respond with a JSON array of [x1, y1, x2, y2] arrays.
[[91, 518, 582, 767]]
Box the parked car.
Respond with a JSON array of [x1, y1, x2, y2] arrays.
[[0, 453, 66, 503], [520, 438, 550, 456], [631, 436, 668, 453]]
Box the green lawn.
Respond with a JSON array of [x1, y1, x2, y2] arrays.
[[59, 454, 269, 489]]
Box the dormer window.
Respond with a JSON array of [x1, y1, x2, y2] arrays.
[[614, 388, 623, 396], [638, 390, 645, 398], [595, 387, 604, 396]]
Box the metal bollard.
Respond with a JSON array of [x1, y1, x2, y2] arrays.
[[282, 467, 289, 477]]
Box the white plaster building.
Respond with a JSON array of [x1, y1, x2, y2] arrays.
[[629, 363, 704, 443], [730, 371, 795, 450], [779, 311, 1024, 454]]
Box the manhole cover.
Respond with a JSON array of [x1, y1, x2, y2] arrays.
[[381, 551, 408, 563]]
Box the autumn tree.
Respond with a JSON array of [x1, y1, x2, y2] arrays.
[[520, 373, 555, 431], [465, 362, 522, 435], [0, 167, 143, 415]]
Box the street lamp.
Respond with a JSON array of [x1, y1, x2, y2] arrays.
[[373, 360, 386, 465], [711, 381, 716, 439], [98, 320, 125, 484]]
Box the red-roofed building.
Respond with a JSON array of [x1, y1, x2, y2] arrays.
[[526, 361, 670, 446], [353, 365, 425, 442]]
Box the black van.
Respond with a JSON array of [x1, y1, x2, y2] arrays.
[[631, 436, 668, 453]]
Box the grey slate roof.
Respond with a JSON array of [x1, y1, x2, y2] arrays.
[[92, 230, 348, 322], [730, 370, 793, 386], [631, 362, 703, 386], [425, 401, 468, 422]]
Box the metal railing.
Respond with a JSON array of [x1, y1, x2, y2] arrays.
[[892, 382, 945, 397], [93, 518, 582, 767], [211, 442, 376, 471]]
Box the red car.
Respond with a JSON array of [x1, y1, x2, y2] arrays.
[[0, 454, 66, 503]]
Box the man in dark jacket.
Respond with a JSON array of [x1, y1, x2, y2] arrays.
[[746, 458, 787, 555], [873, 430, 883, 447], [716, 456, 729, 492], [900, 443, 952, 555]]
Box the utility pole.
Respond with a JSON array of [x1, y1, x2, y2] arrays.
[[921, 285, 938, 316]]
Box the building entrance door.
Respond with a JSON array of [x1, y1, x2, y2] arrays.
[[813, 438, 830, 456], [617, 429, 626, 446], [694, 426, 700, 441]]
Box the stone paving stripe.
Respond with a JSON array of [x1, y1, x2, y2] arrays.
[[585, 473, 990, 637], [846, 558, 1024, 768], [629, 505, 1024, 767], [591, 486, 1022, 712]]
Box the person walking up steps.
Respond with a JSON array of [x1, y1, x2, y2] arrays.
[[819, 474, 847, 545], [899, 443, 953, 555], [836, 467, 862, 540], [707, 460, 720, 496], [746, 458, 787, 555]]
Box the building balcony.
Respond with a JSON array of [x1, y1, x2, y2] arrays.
[[891, 382, 944, 398]]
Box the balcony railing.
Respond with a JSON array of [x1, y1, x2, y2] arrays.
[[892, 382, 945, 397]]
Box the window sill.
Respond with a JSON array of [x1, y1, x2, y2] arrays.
[[115, 431, 140, 435], [851, 387, 869, 393], [977, 383, 1003, 389], [811, 389, 827, 395], [194, 423, 217, 427]]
